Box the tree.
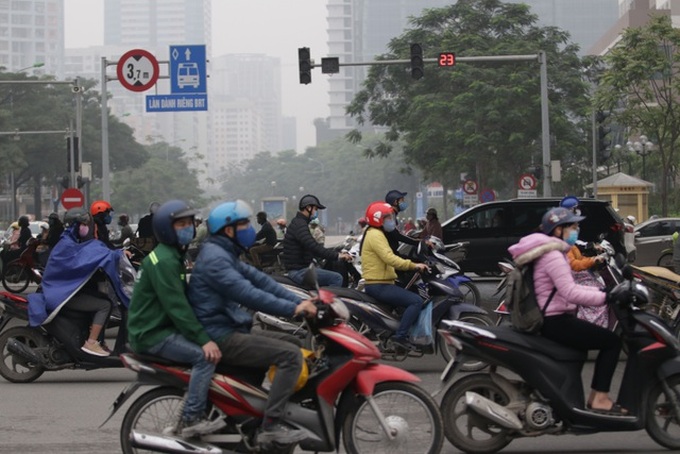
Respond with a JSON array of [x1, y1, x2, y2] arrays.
[[346, 0, 591, 197], [596, 14, 680, 216]]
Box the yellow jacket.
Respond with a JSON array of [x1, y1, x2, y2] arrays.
[[361, 227, 417, 284]]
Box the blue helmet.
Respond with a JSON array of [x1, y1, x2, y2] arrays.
[[152, 200, 199, 245], [208, 200, 253, 235], [559, 196, 579, 209]]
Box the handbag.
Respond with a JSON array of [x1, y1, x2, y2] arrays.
[[409, 300, 433, 346]]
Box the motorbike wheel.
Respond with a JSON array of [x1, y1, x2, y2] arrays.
[[646, 374, 680, 449], [342, 382, 443, 454], [657, 252, 674, 270], [0, 326, 46, 383], [439, 313, 493, 372], [440, 374, 513, 454], [2, 261, 30, 293], [459, 282, 482, 306], [120, 387, 186, 454]]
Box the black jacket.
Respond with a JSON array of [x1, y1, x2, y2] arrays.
[[385, 225, 418, 256], [256, 221, 277, 247], [282, 212, 338, 271]]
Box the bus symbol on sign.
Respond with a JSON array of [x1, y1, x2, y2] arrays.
[[177, 63, 200, 89]]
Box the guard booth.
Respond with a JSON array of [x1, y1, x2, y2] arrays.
[[586, 172, 653, 223]]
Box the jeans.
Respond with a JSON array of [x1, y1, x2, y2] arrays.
[[146, 333, 215, 422], [364, 283, 423, 339], [288, 267, 343, 288], [218, 330, 302, 423]]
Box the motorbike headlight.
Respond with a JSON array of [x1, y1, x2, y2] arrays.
[[330, 298, 350, 322]]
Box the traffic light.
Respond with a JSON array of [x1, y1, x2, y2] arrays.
[[532, 165, 543, 180], [60, 175, 69, 189], [596, 110, 612, 162], [410, 43, 424, 80], [298, 47, 312, 85]]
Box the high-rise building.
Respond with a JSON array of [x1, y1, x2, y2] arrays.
[[0, 0, 64, 75], [325, 0, 619, 136]]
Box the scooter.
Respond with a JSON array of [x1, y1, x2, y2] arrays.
[[435, 265, 680, 453], [0, 254, 136, 383], [102, 267, 444, 454]]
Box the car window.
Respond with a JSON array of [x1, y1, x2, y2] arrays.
[[460, 207, 505, 229], [638, 221, 666, 237], [511, 205, 547, 231]]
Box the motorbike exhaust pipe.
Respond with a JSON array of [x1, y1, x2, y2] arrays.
[[465, 391, 523, 430], [129, 430, 225, 453], [7, 338, 44, 365]]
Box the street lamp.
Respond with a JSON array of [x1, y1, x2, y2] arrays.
[[17, 62, 44, 73], [625, 135, 654, 180], [308, 157, 325, 177]]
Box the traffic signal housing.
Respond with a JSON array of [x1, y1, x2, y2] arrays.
[[596, 110, 612, 162], [298, 47, 312, 85], [410, 43, 424, 80]]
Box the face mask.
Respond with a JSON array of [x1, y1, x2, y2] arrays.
[[236, 225, 257, 249], [565, 229, 579, 246], [308, 209, 318, 221], [78, 225, 89, 238], [175, 225, 194, 246], [398, 201, 408, 212], [383, 219, 396, 232], [104, 214, 112, 224]]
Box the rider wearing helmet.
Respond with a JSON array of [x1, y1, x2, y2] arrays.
[[113, 213, 135, 247], [45, 212, 64, 249], [508, 207, 622, 415], [384, 189, 419, 256], [361, 201, 429, 352], [249, 211, 277, 269], [282, 194, 351, 287], [127, 200, 224, 438], [90, 200, 115, 249], [136, 201, 160, 252], [188, 200, 316, 449]]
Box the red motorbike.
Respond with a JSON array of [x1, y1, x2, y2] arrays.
[[2, 238, 43, 293], [102, 270, 444, 454]]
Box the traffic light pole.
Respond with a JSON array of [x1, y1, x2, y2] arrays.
[[307, 52, 552, 196], [592, 108, 598, 198]]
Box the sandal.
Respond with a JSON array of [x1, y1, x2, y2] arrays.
[[587, 402, 628, 415]]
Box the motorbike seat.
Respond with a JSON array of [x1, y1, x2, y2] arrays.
[[321, 286, 396, 313], [483, 325, 587, 362]]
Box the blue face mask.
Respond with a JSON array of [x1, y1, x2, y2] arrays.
[[383, 219, 396, 232], [398, 201, 408, 212], [104, 214, 112, 225], [236, 225, 257, 249], [565, 229, 579, 246], [175, 225, 195, 246]]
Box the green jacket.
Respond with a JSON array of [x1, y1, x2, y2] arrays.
[[127, 243, 211, 353]]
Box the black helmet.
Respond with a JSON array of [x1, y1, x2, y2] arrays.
[[298, 194, 326, 210], [18, 216, 29, 228], [152, 200, 199, 245], [63, 208, 90, 226], [385, 189, 407, 206], [118, 213, 129, 224]]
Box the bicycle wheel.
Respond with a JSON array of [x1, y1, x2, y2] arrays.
[[342, 381, 443, 454], [2, 261, 30, 293]]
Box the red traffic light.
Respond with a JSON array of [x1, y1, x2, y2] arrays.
[[438, 52, 456, 67]]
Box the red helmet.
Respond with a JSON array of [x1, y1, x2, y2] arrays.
[[90, 200, 112, 216], [365, 201, 394, 228]]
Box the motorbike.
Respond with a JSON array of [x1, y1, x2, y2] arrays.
[[102, 267, 444, 454], [435, 264, 680, 453], [630, 264, 680, 338], [0, 253, 136, 383], [1, 237, 44, 293]]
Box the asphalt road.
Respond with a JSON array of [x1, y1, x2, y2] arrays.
[[0, 276, 670, 453]]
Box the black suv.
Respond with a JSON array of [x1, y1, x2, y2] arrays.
[[441, 198, 632, 275]]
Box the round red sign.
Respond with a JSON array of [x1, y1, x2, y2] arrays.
[[61, 188, 84, 210], [116, 48, 160, 92]]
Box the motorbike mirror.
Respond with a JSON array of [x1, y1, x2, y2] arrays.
[[123, 238, 131, 247], [614, 253, 626, 269], [621, 264, 634, 281], [301, 264, 319, 291]]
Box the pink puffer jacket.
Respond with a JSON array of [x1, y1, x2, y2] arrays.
[[508, 232, 606, 316]]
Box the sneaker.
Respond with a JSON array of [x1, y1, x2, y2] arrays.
[[256, 422, 307, 447], [180, 417, 227, 438], [81, 340, 110, 357]]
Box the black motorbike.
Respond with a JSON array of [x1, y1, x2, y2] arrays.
[[0, 255, 136, 383], [436, 265, 680, 453]]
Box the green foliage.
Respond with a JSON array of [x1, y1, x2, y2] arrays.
[[346, 0, 590, 196], [596, 14, 680, 216]]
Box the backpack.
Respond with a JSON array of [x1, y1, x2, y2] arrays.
[[505, 262, 556, 334]]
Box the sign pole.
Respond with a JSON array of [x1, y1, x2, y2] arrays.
[[101, 56, 110, 202], [69, 122, 75, 188]]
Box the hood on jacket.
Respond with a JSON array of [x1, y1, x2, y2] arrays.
[[508, 232, 569, 266]]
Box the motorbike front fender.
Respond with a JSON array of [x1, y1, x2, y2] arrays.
[[448, 302, 488, 320], [353, 363, 420, 396], [447, 275, 472, 285], [99, 381, 143, 427], [658, 356, 680, 380]]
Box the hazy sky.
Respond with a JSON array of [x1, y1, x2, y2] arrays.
[[64, 0, 330, 152]]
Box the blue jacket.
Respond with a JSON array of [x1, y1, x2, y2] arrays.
[[28, 226, 129, 326], [187, 235, 302, 341]]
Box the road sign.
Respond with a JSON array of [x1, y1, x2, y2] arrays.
[[518, 189, 538, 199], [463, 179, 478, 195], [463, 194, 478, 206], [146, 94, 208, 112], [169, 45, 207, 94], [116, 48, 159, 92], [519, 173, 537, 190], [61, 188, 84, 209], [480, 189, 496, 203]]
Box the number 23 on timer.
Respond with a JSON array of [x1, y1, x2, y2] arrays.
[[438, 52, 456, 67]]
